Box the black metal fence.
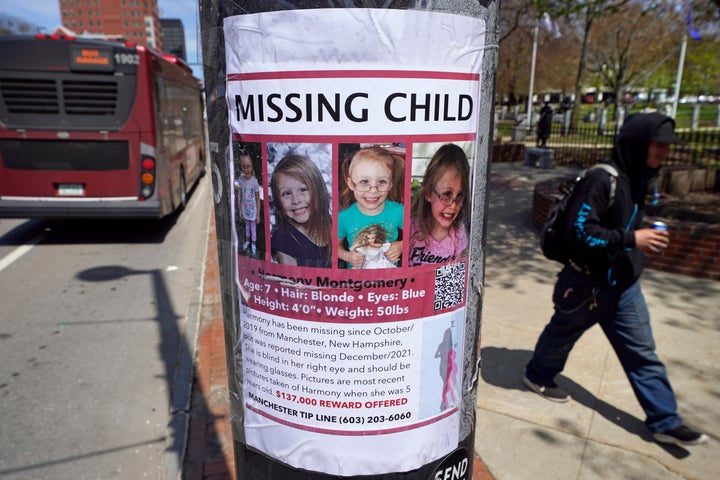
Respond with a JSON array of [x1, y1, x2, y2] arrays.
[[546, 123, 720, 169]]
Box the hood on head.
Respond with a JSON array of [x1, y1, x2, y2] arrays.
[[611, 112, 681, 206]]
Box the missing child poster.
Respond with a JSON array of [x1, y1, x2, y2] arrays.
[[224, 8, 485, 476]]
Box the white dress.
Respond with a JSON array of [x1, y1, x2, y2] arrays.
[[357, 243, 396, 269]]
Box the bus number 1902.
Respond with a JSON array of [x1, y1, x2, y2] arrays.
[[114, 53, 140, 65]]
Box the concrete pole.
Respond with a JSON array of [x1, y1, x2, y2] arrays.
[[198, 2, 500, 479]]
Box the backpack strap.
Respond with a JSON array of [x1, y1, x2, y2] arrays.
[[589, 164, 618, 207], [588, 164, 620, 286]]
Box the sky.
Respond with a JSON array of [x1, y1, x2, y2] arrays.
[[1, 0, 203, 78]]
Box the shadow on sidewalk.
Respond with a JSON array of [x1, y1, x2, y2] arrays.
[[480, 345, 691, 460]]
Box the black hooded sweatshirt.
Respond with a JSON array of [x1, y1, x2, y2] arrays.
[[561, 113, 672, 287]]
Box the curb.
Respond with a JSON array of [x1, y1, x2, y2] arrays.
[[184, 210, 237, 480]]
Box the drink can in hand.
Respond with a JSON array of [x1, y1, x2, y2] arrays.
[[652, 221, 668, 231]]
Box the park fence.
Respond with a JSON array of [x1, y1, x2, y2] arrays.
[[546, 122, 720, 170]]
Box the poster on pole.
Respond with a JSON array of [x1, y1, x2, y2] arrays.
[[224, 8, 485, 476]]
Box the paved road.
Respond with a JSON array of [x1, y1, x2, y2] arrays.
[[0, 179, 212, 480]]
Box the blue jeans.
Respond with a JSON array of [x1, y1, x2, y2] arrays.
[[525, 267, 682, 433]]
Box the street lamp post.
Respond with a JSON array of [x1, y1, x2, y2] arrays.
[[671, 34, 688, 119], [526, 21, 539, 133]]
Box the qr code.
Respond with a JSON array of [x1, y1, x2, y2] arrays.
[[433, 262, 467, 311]]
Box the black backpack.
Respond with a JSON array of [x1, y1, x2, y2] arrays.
[[540, 164, 618, 264]]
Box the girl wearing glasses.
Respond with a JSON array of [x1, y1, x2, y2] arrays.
[[338, 146, 404, 268], [408, 144, 470, 266], [270, 154, 332, 268]]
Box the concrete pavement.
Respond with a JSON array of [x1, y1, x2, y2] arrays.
[[477, 162, 718, 480], [185, 161, 718, 479]]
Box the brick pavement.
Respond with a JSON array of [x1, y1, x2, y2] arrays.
[[184, 211, 494, 480], [184, 213, 236, 480]]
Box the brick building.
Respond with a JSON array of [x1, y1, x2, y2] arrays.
[[58, 0, 163, 51]]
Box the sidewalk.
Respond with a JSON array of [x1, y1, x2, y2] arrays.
[[185, 162, 718, 479], [184, 213, 236, 480], [477, 162, 718, 479]]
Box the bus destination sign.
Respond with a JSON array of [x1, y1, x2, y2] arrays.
[[69, 45, 114, 72]]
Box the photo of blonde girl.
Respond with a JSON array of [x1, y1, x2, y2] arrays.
[[350, 224, 397, 269], [338, 145, 404, 269], [234, 145, 263, 258], [269, 149, 332, 268], [409, 143, 470, 266]]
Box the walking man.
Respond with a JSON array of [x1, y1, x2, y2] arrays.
[[523, 113, 709, 446]]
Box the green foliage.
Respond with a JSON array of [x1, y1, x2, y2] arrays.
[[498, 0, 720, 117], [672, 104, 720, 129], [684, 37, 720, 95], [410, 179, 422, 199]]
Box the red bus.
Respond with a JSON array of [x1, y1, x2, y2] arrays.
[[0, 34, 206, 219]]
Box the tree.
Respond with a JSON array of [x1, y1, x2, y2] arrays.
[[494, 0, 720, 121], [533, 23, 578, 97], [683, 37, 720, 96], [496, 0, 580, 106], [498, 0, 536, 45], [561, 0, 632, 126], [496, 27, 534, 106], [682, 0, 720, 96], [585, 3, 675, 115], [496, 0, 539, 106], [496, 0, 632, 116], [0, 16, 41, 35]]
